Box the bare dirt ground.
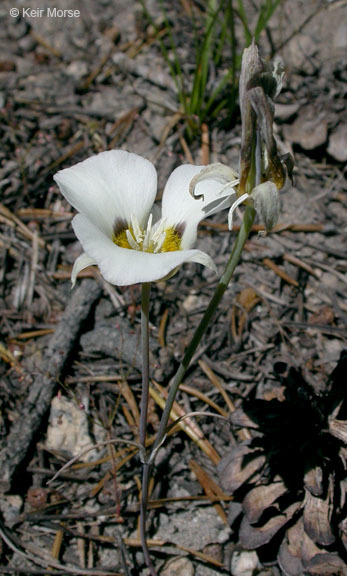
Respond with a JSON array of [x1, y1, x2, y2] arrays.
[[0, 1, 346, 575]]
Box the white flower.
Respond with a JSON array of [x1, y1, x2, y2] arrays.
[[54, 150, 238, 287], [190, 163, 280, 233]]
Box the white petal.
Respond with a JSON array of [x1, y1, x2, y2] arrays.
[[72, 214, 217, 286], [71, 253, 96, 287], [150, 203, 161, 224], [162, 164, 237, 249], [186, 250, 217, 274], [189, 163, 239, 198], [54, 150, 157, 236], [228, 192, 249, 230]]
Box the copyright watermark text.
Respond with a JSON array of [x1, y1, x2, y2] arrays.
[[10, 7, 80, 18]]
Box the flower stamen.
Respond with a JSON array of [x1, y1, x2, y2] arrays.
[[142, 213, 153, 252], [131, 213, 144, 245], [126, 228, 139, 250], [151, 218, 167, 253]]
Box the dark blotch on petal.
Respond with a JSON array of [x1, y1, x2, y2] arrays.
[[113, 218, 127, 236], [174, 222, 186, 238]]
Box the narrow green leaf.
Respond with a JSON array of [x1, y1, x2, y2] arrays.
[[254, 0, 282, 42], [236, 0, 252, 45]]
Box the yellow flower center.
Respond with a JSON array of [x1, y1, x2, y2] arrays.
[[113, 228, 134, 250], [112, 215, 182, 254], [160, 228, 182, 252]]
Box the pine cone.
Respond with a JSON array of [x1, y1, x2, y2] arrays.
[[218, 351, 347, 575]]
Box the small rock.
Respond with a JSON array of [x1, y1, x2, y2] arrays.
[[65, 60, 88, 80], [18, 34, 37, 52], [160, 556, 194, 576], [203, 543, 223, 564], [0, 495, 23, 525], [327, 123, 347, 162], [283, 106, 328, 150], [182, 293, 200, 313], [156, 507, 230, 549], [231, 550, 259, 576], [46, 395, 99, 462], [274, 102, 300, 121]]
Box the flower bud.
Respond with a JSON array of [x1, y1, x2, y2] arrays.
[[251, 181, 280, 233]]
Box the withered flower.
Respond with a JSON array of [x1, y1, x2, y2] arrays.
[[239, 40, 293, 196], [190, 41, 294, 234], [218, 352, 347, 575]]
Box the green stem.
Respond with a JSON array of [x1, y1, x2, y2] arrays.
[[139, 282, 157, 576], [140, 462, 156, 576], [139, 282, 151, 449], [149, 204, 256, 463]]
